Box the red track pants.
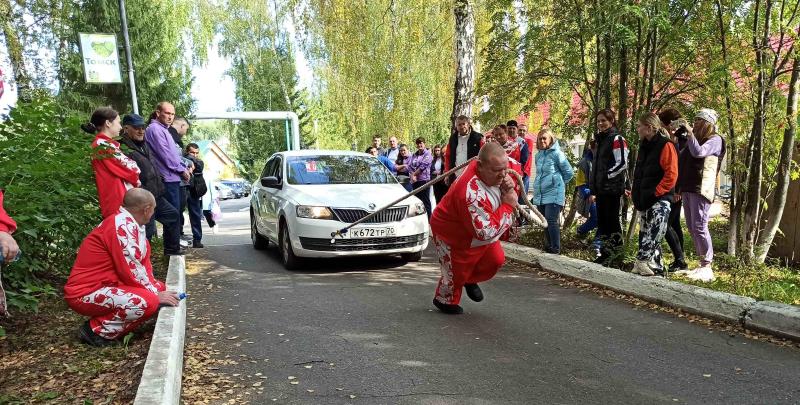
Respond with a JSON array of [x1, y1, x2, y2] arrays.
[[66, 285, 159, 340], [433, 236, 505, 305]]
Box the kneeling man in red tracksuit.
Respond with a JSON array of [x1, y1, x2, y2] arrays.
[[429, 142, 519, 314], [65, 188, 181, 346]]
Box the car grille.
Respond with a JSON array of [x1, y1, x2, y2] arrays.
[[299, 234, 426, 252], [332, 207, 407, 224]]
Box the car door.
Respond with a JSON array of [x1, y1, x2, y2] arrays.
[[260, 155, 283, 239], [254, 157, 275, 238]]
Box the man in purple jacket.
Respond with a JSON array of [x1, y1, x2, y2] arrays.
[[145, 102, 191, 255], [409, 136, 434, 218]]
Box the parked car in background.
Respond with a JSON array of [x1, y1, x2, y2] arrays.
[[222, 179, 249, 198], [250, 150, 429, 270], [215, 182, 234, 200]]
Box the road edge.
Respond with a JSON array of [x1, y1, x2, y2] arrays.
[[134, 255, 187, 405], [502, 242, 800, 341]]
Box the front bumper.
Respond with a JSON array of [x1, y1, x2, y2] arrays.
[[289, 214, 429, 258]]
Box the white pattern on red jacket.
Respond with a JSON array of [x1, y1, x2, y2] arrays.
[[430, 160, 514, 249], [64, 207, 165, 300]]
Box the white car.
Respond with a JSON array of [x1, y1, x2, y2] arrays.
[[249, 150, 430, 269], [215, 183, 234, 200]]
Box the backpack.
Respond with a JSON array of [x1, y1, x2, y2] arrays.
[[189, 173, 208, 199]]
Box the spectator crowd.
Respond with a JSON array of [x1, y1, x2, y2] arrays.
[[369, 105, 725, 284]]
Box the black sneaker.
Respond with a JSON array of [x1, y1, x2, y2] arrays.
[[432, 299, 463, 314], [192, 241, 204, 248], [668, 260, 688, 272], [165, 246, 188, 256], [464, 284, 484, 302], [180, 234, 193, 242], [78, 321, 117, 347]]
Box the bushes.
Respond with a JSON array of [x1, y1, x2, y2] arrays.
[[0, 97, 100, 311]]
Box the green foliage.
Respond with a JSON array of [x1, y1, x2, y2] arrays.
[[7, 0, 216, 116], [294, 0, 460, 148], [0, 96, 101, 311], [217, 0, 312, 178]]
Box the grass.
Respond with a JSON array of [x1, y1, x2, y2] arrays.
[[0, 240, 168, 404], [518, 216, 800, 306]]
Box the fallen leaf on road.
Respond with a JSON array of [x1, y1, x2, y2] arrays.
[[703, 374, 711, 378], [307, 389, 315, 393], [304, 365, 313, 369], [290, 381, 300, 385], [349, 395, 357, 399], [288, 376, 297, 380], [252, 382, 262, 387]]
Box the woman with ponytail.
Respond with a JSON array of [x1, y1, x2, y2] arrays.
[[84, 107, 141, 218], [630, 112, 678, 276]]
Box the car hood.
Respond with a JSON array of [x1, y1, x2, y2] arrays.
[[286, 183, 422, 210]]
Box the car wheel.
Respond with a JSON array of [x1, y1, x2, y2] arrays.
[[250, 211, 268, 250], [401, 251, 423, 262], [279, 221, 302, 270]]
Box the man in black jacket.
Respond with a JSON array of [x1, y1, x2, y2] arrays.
[[183, 143, 206, 248], [445, 115, 483, 185], [120, 114, 183, 255]]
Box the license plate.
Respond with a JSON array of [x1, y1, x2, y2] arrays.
[[346, 227, 396, 238]]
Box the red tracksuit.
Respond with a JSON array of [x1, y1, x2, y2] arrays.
[[430, 160, 514, 305], [92, 133, 141, 219], [0, 190, 16, 315], [0, 190, 16, 234], [64, 208, 165, 339]]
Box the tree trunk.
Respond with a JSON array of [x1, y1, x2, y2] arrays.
[[0, 0, 32, 101], [742, 0, 772, 260], [450, 0, 476, 131], [618, 42, 629, 138], [603, 34, 612, 108], [754, 55, 799, 262], [715, 0, 740, 255]]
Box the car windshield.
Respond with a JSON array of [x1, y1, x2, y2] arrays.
[[286, 155, 396, 185]]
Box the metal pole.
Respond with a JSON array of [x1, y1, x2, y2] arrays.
[[118, 0, 139, 114], [284, 119, 291, 151]]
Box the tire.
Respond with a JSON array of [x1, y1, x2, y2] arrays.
[[250, 210, 268, 250], [279, 221, 302, 270], [401, 251, 423, 262]]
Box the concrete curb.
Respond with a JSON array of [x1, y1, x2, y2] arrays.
[[134, 256, 187, 405], [503, 242, 800, 341]]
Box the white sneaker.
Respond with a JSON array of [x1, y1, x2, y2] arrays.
[[179, 240, 189, 248], [685, 266, 715, 282], [210, 225, 218, 235], [633, 260, 655, 276]]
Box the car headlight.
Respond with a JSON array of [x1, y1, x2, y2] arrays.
[[407, 201, 426, 217], [296, 205, 335, 220]]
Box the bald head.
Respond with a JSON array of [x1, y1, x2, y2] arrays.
[[123, 188, 156, 210], [478, 141, 506, 162], [123, 188, 156, 225], [477, 142, 508, 187]]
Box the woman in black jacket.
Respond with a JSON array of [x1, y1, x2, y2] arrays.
[[587, 109, 630, 266], [631, 113, 678, 276]]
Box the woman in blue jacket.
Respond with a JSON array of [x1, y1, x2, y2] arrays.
[[532, 129, 574, 254]]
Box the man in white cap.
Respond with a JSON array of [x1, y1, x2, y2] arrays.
[[674, 108, 725, 282]]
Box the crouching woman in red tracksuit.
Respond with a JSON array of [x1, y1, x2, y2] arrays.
[[429, 142, 519, 314], [65, 189, 180, 347]]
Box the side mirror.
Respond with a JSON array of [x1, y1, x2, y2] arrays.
[[261, 176, 281, 188]]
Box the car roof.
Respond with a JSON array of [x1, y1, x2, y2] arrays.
[[276, 150, 370, 158]]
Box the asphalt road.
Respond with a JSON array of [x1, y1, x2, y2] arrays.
[[185, 198, 800, 404]]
